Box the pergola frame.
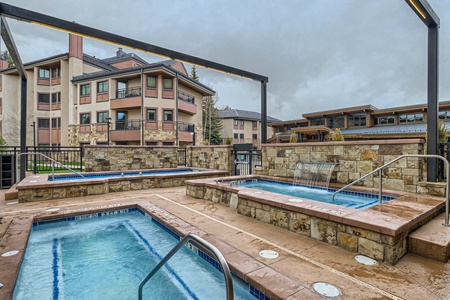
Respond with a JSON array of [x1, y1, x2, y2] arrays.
[[404, 0, 440, 182], [0, 2, 268, 180]]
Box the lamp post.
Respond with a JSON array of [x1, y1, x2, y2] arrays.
[[105, 117, 112, 145], [30, 121, 37, 174], [404, 0, 439, 182]]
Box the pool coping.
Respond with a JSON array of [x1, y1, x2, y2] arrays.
[[0, 201, 319, 300], [16, 167, 227, 189]]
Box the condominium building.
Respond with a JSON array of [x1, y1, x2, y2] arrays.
[[270, 102, 450, 142], [218, 109, 280, 147], [0, 34, 214, 147]]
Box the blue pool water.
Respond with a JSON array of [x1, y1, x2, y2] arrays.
[[236, 179, 395, 209], [13, 209, 264, 300], [49, 168, 201, 181]]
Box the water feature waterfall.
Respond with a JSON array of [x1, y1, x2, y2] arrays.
[[293, 162, 337, 188]]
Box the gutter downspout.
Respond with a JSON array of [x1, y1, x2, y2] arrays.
[[175, 73, 179, 146], [141, 68, 144, 145]]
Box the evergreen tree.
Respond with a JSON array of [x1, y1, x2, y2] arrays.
[[1, 50, 14, 67], [202, 94, 223, 145], [191, 65, 199, 82]]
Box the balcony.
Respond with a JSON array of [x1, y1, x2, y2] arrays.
[[178, 91, 197, 115], [110, 87, 142, 110], [178, 121, 195, 143], [110, 119, 141, 142]]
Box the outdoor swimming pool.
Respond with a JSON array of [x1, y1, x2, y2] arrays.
[[48, 168, 203, 181], [228, 179, 396, 209], [13, 208, 262, 300]]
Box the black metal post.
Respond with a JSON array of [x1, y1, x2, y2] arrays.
[[261, 81, 267, 144], [427, 24, 439, 182], [192, 131, 196, 146], [31, 121, 37, 174]]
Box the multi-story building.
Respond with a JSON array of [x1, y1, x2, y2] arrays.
[[0, 34, 214, 147], [218, 109, 280, 147], [270, 102, 450, 142]]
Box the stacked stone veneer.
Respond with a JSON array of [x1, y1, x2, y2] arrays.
[[84, 146, 178, 172], [186, 182, 415, 264], [188, 145, 233, 172], [262, 139, 425, 193]]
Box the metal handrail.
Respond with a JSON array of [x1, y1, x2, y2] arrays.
[[16, 152, 85, 182], [331, 154, 450, 227], [138, 233, 234, 300]]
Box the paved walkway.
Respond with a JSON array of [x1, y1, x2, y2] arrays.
[[0, 187, 449, 299]]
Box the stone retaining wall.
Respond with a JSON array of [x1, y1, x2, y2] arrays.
[[261, 139, 425, 193], [186, 181, 415, 264], [188, 145, 233, 173], [84, 146, 178, 172]]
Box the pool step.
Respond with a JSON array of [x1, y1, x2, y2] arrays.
[[408, 212, 450, 263], [4, 184, 18, 201]]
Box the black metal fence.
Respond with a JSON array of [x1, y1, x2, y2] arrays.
[[0, 146, 84, 176], [231, 148, 262, 176]]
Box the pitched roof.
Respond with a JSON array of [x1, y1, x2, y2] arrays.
[[218, 109, 281, 123], [340, 122, 449, 135], [102, 48, 148, 66]]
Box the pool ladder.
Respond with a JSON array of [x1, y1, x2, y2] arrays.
[[331, 154, 450, 227], [138, 233, 234, 300]]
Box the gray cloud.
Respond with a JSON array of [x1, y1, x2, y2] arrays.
[[2, 0, 449, 121]]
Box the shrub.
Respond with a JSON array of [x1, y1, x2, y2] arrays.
[[332, 129, 345, 141], [289, 132, 298, 143]]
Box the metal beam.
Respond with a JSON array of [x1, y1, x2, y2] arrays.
[[1, 17, 27, 180], [404, 0, 439, 27], [261, 81, 267, 144], [427, 24, 438, 182], [0, 2, 268, 83]]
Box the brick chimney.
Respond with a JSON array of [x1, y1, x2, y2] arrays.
[[0, 60, 8, 70], [69, 33, 83, 59]]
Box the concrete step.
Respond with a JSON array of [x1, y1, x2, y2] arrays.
[[408, 212, 450, 263], [4, 184, 18, 201]]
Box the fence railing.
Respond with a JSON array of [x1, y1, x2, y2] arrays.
[[0, 146, 84, 174], [116, 87, 142, 99], [115, 119, 141, 130]]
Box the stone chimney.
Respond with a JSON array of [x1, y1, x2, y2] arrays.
[[69, 33, 83, 59]]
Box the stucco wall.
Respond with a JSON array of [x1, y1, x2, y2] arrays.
[[261, 139, 425, 193]]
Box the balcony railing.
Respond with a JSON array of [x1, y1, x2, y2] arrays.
[[178, 121, 195, 132], [116, 87, 142, 99], [115, 119, 141, 130], [178, 91, 195, 104]]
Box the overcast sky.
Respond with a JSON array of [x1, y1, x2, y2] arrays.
[[2, 0, 449, 121]]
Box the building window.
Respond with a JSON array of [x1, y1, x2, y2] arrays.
[[252, 134, 257, 140], [51, 67, 60, 78], [97, 111, 108, 123], [51, 118, 61, 129], [252, 121, 257, 130], [439, 111, 450, 120], [147, 109, 156, 121], [163, 78, 173, 90], [38, 118, 50, 128], [80, 84, 91, 96], [51, 92, 61, 104], [348, 113, 366, 127], [311, 118, 325, 126], [38, 93, 50, 104], [234, 133, 238, 139], [399, 113, 424, 124], [147, 76, 156, 88], [240, 133, 244, 141], [163, 110, 173, 122], [240, 120, 244, 126], [375, 116, 395, 125], [97, 81, 108, 93], [80, 113, 91, 125], [327, 116, 344, 128], [38, 68, 50, 79]]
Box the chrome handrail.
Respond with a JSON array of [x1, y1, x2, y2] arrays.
[[138, 234, 234, 300], [16, 152, 85, 182], [331, 154, 449, 227]]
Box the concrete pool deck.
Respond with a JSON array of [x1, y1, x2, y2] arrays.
[[0, 187, 448, 299]]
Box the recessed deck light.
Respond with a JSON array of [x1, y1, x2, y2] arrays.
[[259, 250, 279, 259], [288, 199, 303, 203], [2, 250, 19, 257], [355, 255, 378, 266], [312, 282, 341, 298]]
